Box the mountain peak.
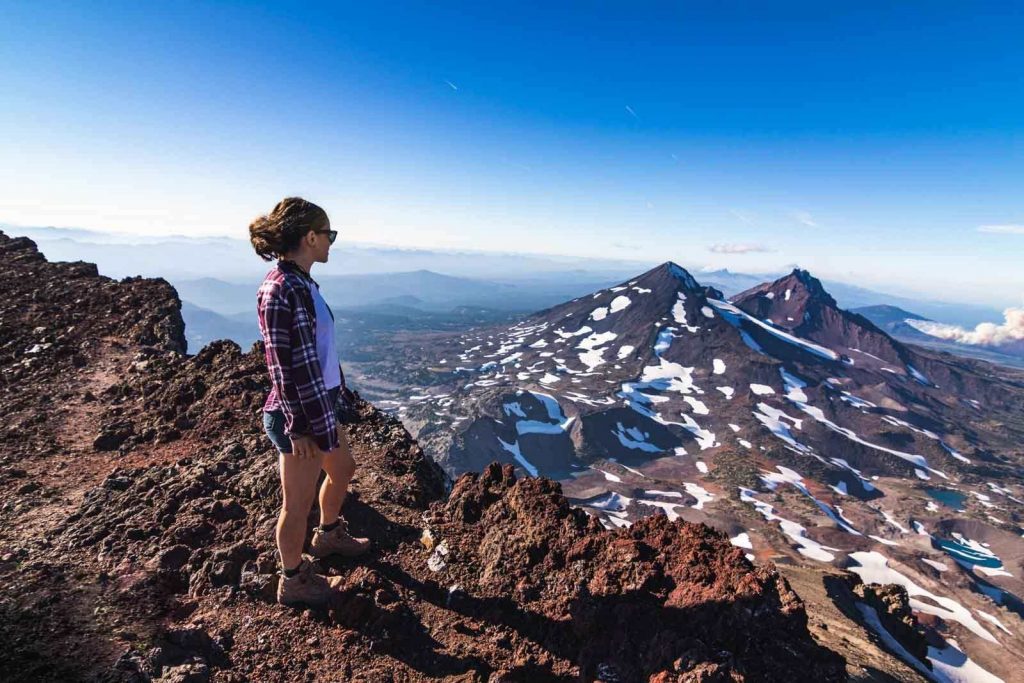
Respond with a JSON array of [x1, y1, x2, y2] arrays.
[[732, 268, 838, 313], [731, 267, 914, 365], [633, 261, 703, 293], [784, 268, 836, 306]]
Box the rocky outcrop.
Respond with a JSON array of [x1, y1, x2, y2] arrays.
[[850, 580, 930, 666], [0, 232, 186, 373], [424, 463, 845, 681]]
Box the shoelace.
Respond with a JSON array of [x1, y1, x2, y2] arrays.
[[282, 559, 313, 580]]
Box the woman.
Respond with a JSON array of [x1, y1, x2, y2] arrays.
[[250, 197, 371, 608]]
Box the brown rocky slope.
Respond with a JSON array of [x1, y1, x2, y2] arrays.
[[1, 231, 851, 681]]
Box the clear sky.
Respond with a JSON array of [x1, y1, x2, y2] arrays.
[[2, 1, 1022, 305]]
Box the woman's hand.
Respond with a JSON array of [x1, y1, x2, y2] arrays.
[[290, 434, 323, 461]]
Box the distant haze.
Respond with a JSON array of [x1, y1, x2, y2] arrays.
[[4, 225, 1005, 331]]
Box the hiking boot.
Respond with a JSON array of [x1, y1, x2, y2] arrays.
[[276, 557, 343, 607], [309, 518, 371, 558]]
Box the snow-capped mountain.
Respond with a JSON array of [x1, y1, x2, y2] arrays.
[[405, 263, 1022, 482], [396, 261, 1024, 680]]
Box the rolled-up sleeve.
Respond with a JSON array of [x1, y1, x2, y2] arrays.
[[258, 282, 311, 439]]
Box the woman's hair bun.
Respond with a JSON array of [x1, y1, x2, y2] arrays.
[[248, 197, 329, 261]]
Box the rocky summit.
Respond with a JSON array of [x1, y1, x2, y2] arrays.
[[1, 230, 1021, 682]]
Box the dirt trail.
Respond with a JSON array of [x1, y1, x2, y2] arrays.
[[10, 341, 189, 548], [0, 339, 201, 682]]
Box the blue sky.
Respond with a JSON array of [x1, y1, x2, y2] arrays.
[[1, 1, 1022, 304]]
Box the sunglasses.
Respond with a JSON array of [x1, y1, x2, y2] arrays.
[[314, 229, 338, 244]]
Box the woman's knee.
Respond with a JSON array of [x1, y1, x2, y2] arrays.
[[279, 473, 321, 515], [279, 493, 316, 518], [324, 447, 356, 480]]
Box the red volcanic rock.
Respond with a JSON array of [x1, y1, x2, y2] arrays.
[[426, 463, 845, 682]]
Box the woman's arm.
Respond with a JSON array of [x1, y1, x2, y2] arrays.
[[258, 281, 313, 439]]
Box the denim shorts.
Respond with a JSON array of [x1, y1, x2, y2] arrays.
[[263, 386, 348, 454]]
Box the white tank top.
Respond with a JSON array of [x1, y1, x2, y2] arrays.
[[309, 282, 341, 390]]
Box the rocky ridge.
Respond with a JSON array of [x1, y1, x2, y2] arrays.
[[0, 231, 861, 681]]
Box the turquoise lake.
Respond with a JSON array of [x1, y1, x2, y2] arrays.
[[934, 537, 1003, 569], [925, 487, 967, 509]]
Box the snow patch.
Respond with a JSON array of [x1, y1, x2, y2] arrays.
[[709, 299, 840, 361], [922, 558, 949, 572], [498, 437, 539, 477], [928, 640, 1004, 683], [740, 488, 838, 562], [671, 293, 700, 332], [754, 402, 811, 453], [730, 532, 753, 550], [610, 295, 631, 313], [682, 482, 714, 510], [683, 396, 710, 415], [592, 468, 622, 483], [613, 422, 662, 452]]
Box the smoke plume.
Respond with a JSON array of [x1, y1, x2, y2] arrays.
[[906, 306, 1024, 354]]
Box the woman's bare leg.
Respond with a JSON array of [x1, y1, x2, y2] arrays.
[[277, 449, 325, 570], [318, 427, 356, 526]]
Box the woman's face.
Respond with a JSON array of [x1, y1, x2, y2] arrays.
[[311, 220, 334, 263]]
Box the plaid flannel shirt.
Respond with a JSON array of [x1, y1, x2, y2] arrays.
[[256, 260, 341, 452]]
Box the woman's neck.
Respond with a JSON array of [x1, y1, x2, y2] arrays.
[[280, 254, 315, 277]]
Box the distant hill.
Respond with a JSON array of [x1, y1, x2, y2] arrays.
[[851, 304, 935, 340], [5, 223, 1008, 329], [1, 224, 649, 282], [854, 304, 1024, 369], [172, 269, 625, 316], [180, 301, 260, 349], [824, 284, 1001, 329]]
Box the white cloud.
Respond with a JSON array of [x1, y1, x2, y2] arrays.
[[708, 243, 773, 254], [729, 209, 755, 225], [792, 210, 818, 228], [978, 224, 1024, 235]]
